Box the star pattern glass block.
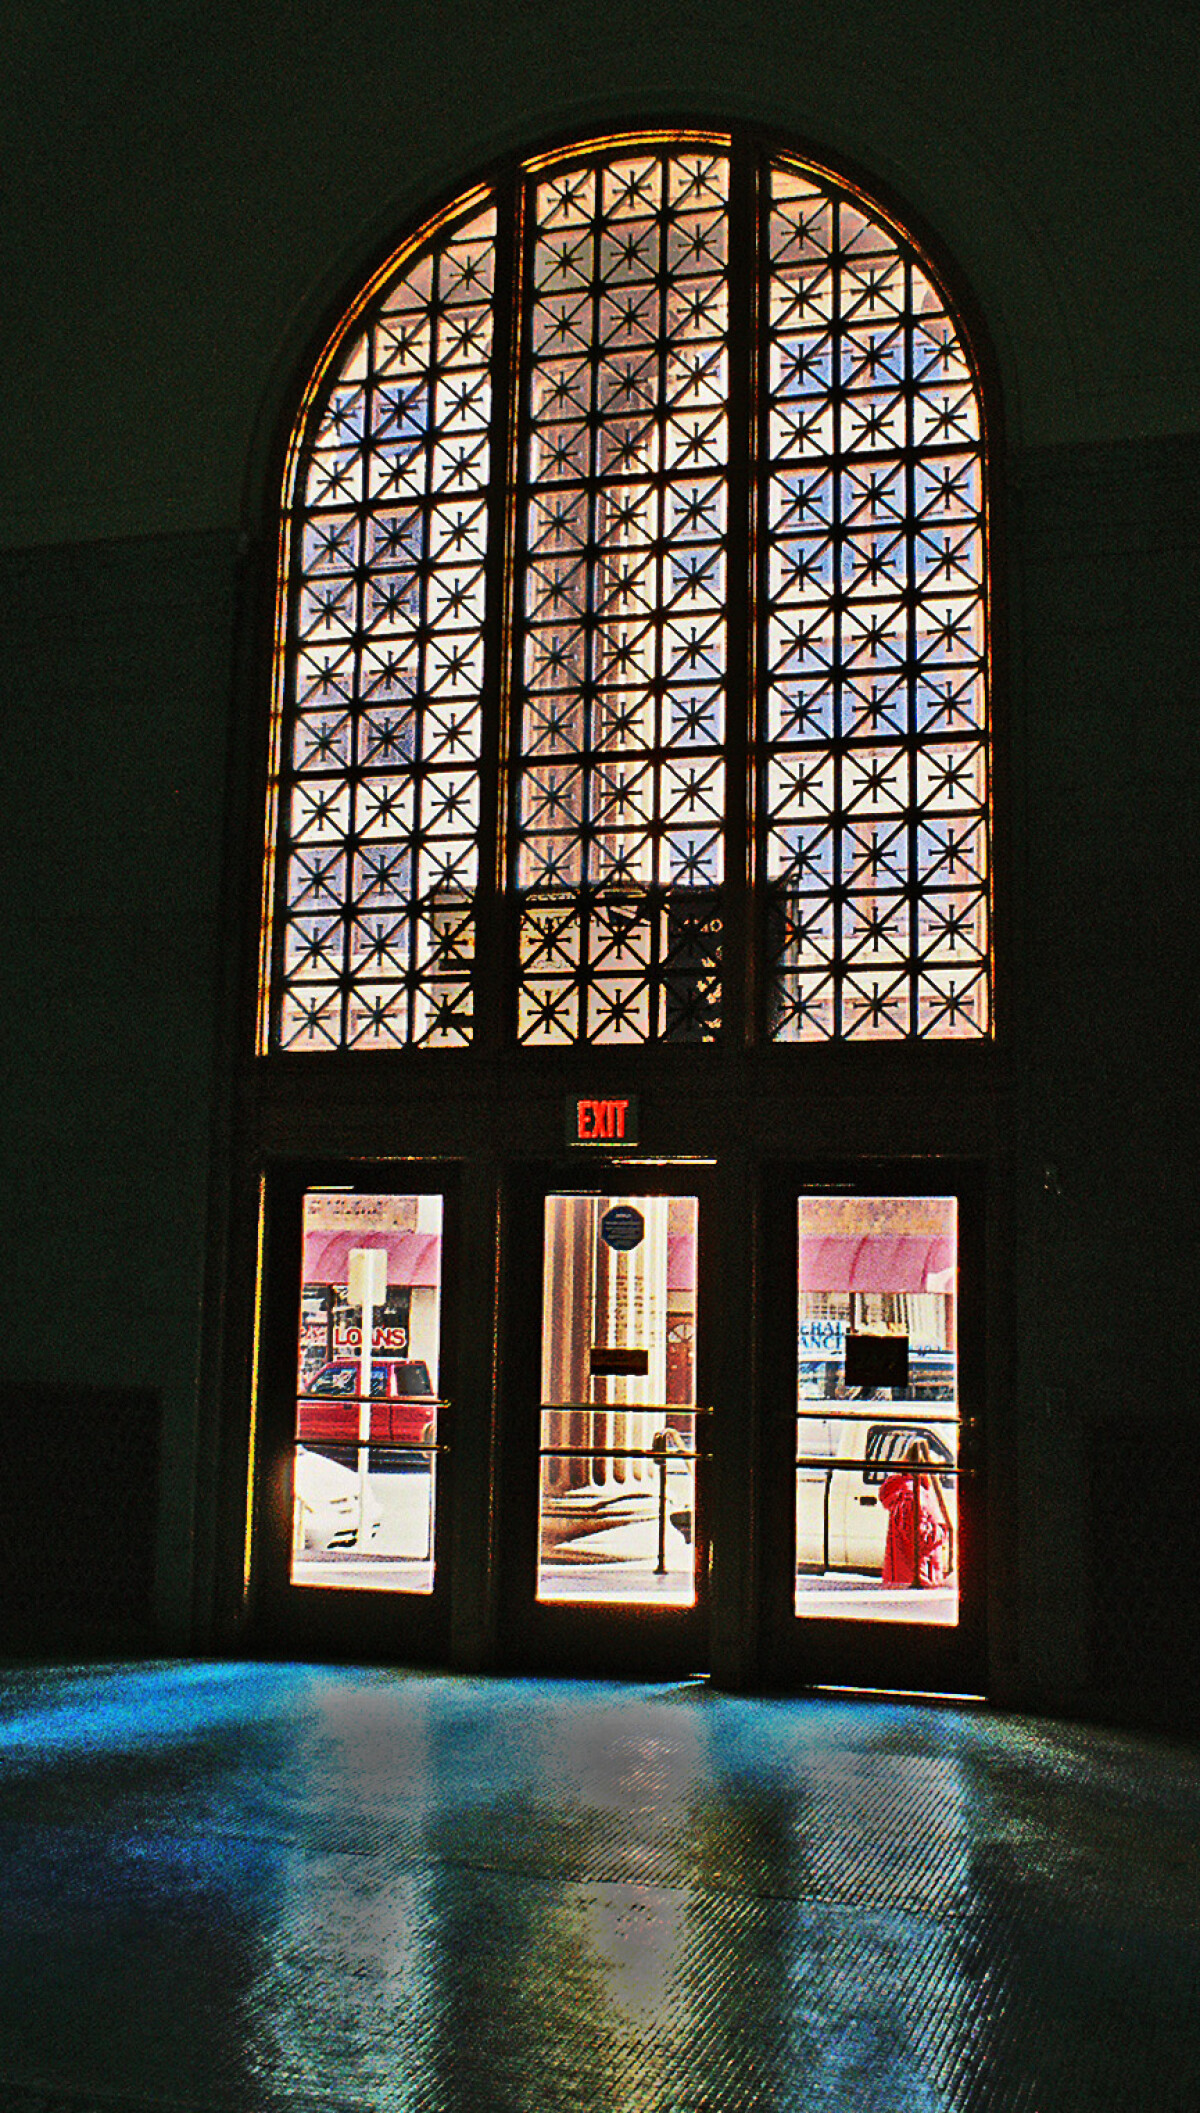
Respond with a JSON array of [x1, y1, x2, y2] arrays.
[[271, 204, 496, 1050], [762, 168, 990, 1040], [265, 136, 992, 1057], [513, 151, 729, 1045]]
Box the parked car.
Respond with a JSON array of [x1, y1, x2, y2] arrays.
[[796, 1415, 957, 1575], [293, 1445, 383, 1553], [296, 1358, 436, 1465]]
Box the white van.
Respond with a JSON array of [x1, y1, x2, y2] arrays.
[[796, 1413, 958, 1575]]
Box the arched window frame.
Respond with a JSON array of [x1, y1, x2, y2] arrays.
[[258, 128, 994, 1057]]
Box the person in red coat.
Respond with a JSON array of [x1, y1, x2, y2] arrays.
[[880, 1439, 953, 1587]]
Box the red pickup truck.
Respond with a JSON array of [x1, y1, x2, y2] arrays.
[[296, 1359, 437, 1457]]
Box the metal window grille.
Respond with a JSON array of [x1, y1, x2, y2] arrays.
[[263, 135, 990, 1051]]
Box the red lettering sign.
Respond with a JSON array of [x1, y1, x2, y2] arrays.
[[329, 1324, 409, 1352], [567, 1094, 639, 1146], [575, 1097, 633, 1140]]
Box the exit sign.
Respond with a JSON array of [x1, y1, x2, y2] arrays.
[[566, 1095, 639, 1147]]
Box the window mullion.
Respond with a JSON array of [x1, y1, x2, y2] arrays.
[[473, 179, 523, 1054], [722, 140, 757, 1048]]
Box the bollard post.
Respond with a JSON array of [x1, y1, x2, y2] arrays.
[[653, 1432, 669, 1576]]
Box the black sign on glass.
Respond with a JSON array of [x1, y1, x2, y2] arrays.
[[589, 1346, 650, 1376], [600, 1205, 645, 1252], [844, 1332, 910, 1389]]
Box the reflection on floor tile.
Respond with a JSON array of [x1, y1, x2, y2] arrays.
[[0, 1663, 1199, 2110]]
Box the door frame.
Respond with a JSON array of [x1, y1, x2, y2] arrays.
[[245, 1156, 462, 1662], [237, 1145, 992, 1697], [494, 1157, 719, 1678], [757, 1159, 989, 1697]]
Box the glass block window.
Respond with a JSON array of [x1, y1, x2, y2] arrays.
[[268, 204, 496, 1051], [262, 135, 990, 1052], [514, 151, 728, 1046], [763, 171, 989, 1039]]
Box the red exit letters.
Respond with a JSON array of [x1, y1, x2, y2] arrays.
[[565, 1093, 639, 1145], [576, 1097, 631, 1142]]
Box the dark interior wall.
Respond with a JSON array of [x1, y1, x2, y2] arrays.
[[6, 2, 1200, 550], [1010, 434, 1200, 1724], [1, 1, 1196, 1721], [0, 530, 239, 1640]]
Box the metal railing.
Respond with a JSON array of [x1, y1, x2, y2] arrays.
[[540, 1408, 710, 1577]]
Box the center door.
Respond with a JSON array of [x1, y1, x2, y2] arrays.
[[498, 1170, 712, 1676]]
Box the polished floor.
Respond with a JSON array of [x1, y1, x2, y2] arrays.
[[1, 1664, 1198, 2111]]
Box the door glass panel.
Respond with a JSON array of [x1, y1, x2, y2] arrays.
[[538, 1193, 698, 1606], [290, 1190, 444, 1592], [795, 1195, 959, 1625]]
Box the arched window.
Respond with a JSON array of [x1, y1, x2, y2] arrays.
[[261, 132, 990, 1052]]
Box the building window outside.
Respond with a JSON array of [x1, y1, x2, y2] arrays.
[[262, 133, 990, 1052]]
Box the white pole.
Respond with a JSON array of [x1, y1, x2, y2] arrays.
[[348, 1248, 388, 1543], [357, 1297, 373, 1539]]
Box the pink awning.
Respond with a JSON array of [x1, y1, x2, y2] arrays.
[[302, 1231, 441, 1288], [799, 1235, 953, 1294]]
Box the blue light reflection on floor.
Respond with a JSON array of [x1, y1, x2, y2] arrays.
[[0, 1659, 308, 1765], [0, 1663, 1198, 2110]]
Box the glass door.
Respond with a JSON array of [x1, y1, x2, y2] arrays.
[[762, 1170, 986, 1695], [538, 1192, 701, 1607], [291, 1188, 447, 1595], [250, 1168, 454, 1657], [500, 1173, 710, 1674], [795, 1194, 960, 1628]]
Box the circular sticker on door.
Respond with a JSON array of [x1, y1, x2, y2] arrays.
[[600, 1205, 645, 1252]]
